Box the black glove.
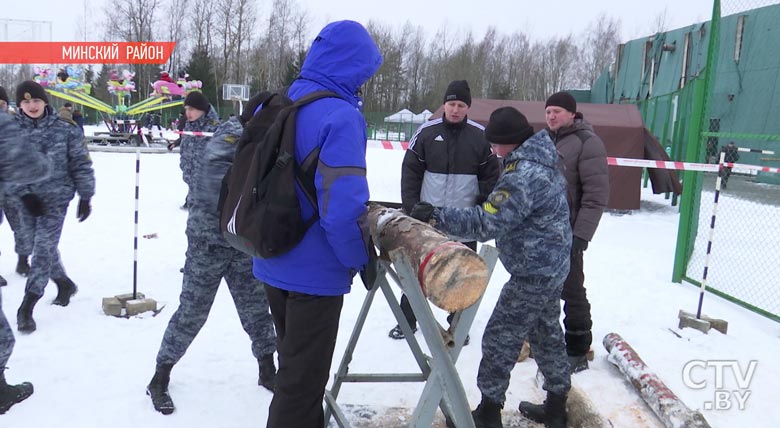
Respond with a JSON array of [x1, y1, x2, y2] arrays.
[[167, 139, 181, 151], [409, 202, 435, 223], [360, 237, 379, 291], [21, 194, 45, 217], [572, 236, 589, 253], [77, 198, 91, 222]]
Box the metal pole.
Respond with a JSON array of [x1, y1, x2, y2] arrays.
[[697, 150, 725, 319], [133, 150, 140, 300]]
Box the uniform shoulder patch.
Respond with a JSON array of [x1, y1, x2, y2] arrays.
[[504, 161, 519, 172], [224, 135, 238, 144], [483, 190, 511, 215]]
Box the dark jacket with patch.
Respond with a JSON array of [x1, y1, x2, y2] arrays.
[[432, 129, 571, 281], [401, 117, 500, 214], [548, 117, 609, 242], [187, 117, 242, 244]]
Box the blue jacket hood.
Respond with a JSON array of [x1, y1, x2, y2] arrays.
[[298, 20, 383, 105]]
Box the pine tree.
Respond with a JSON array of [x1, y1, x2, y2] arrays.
[[186, 48, 217, 104]]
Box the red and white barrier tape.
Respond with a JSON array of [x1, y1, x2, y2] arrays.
[[174, 131, 214, 137]]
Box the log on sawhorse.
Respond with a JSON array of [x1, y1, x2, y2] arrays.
[[324, 245, 500, 428]]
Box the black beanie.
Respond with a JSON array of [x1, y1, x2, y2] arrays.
[[545, 91, 577, 113], [0, 86, 8, 104], [16, 80, 49, 105], [443, 80, 472, 107], [485, 107, 535, 145], [184, 91, 210, 112]]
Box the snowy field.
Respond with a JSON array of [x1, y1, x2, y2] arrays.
[[1, 149, 779, 427]]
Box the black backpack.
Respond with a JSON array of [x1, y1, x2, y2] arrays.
[[219, 90, 338, 259]]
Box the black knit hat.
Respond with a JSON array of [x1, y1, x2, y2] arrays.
[[545, 91, 577, 113], [16, 80, 49, 105], [184, 91, 210, 112], [0, 86, 8, 104], [485, 107, 535, 145], [443, 80, 471, 107]]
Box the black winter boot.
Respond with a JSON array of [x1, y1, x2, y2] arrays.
[[518, 392, 568, 428], [15, 255, 30, 277], [52, 277, 78, 306], [16, 293, 40, 333], [471, 396, 503, 428], [0, 369, 34, 414], [146, 364, 175, 415], [0, 274, 6, 287], [258, 353, 276, 393]]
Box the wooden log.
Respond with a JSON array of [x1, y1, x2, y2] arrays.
[[603, 333, 712, 428], [367, 203, 489, 312]]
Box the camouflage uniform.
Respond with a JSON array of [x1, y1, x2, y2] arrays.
[[179, 107, 219, 197], [7, 107, 94, 298], [1, 195, 33, 258], [0, 113, 51, 369], [431, 129, 572, 404], [156, 118, 276, 366]]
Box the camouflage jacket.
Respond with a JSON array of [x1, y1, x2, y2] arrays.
[[432, 129, 572, 281], [180, 107, 220, 187], [8, 107, 94, 208], [186, 117, 242, 244]]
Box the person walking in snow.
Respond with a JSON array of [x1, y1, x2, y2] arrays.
[[10, 81, 95, 334], [408, 107, 572, 428], [146, 111, 277, 415], [0, 112, 52, 414]]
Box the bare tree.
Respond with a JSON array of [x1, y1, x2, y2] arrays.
[[576, 14, 622, 88]]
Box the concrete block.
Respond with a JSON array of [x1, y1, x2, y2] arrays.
[[126, 298, 157, 316], [678, 310, 712, 334], [102, 297, 122, 317], [115, 292, 146, 306]]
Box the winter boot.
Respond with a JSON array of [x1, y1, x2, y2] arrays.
[[388, 324, 417, 340], [0, 369, 34, 414], [518, 391, 568, 428], [52, 277, 78, 307], [568, 354, 589, 374], [15, 255, 30, 277], [16, 293, 40, 333], [0, 274, 6, 287], [146, 364, 175, 415], [471, 396, 503, 428], [258, 353, 277, 393]]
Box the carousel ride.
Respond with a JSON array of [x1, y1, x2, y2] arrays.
[[36, 67, 202, 145]]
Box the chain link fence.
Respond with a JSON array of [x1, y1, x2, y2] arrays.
[[674, 0, 780, 321]]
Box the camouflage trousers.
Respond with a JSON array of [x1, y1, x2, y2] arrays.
[[156, 237, 276, 366], [477, 275, 571, 403], [0, 289, 14, 368], [3, 197, 34, 256], [25, 204, 69, 297]]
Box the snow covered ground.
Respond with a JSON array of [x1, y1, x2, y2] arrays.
[[1, 149, 778, 427]]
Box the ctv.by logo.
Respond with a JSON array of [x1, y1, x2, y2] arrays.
[[682, 360, 757, 411]]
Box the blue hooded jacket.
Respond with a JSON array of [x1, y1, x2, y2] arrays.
[[252, 20, 383, 296]]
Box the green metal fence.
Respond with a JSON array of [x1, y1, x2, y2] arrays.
[[673, 0, 780, 322]]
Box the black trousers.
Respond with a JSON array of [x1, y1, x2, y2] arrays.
[[399, 241, 477, 328], [264, 285, 343, 428], [560, 250, 592, 356]]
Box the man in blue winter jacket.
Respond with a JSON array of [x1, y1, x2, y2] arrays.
[[251, 20, 382, 428]]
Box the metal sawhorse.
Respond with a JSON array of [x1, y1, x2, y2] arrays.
[[324, 245, 499, 427]]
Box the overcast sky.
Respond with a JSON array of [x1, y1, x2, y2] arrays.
[[3, 0, 716, 44]]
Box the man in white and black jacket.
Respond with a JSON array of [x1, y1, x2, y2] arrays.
[[389, 79, 500, 340]]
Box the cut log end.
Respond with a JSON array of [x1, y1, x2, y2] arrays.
[[422, 246, 489, 312]]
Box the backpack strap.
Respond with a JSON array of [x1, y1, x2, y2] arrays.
[[288, 90, 340, 225]]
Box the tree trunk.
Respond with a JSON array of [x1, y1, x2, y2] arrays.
[[603, 333, 712, 428], [367, 203, 489, 312]]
